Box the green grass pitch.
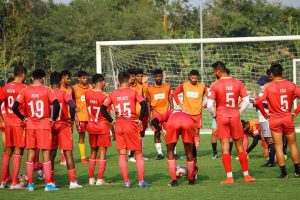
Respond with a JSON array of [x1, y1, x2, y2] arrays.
[[1, 132, 300, 200]]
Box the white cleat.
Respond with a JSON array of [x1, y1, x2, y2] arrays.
[[0, 182, 8, 189], [96, 179, 109, 186], [69, 181, 83, 189], [128, 157, 136, 163], [10, 183, 24, 190], [89, 178, 96, 185]]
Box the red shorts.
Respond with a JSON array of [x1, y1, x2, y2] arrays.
[[89, 134, 111, 148], [76, 121, 87, 133], [216, 116, 243, 140], [52, 121, 73, 151], [5, 126, 25, 148], [165, 122, 195, 145], [115, 119, 142, 151], [26, 129, 52, 150], [190, 114, 202, 129], [269, 115, 295, 135]]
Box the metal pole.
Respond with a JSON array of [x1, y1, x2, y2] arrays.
[[200, 1, 204, 82]]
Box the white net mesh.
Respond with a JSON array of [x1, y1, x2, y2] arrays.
[[100, 40, 300, 129]]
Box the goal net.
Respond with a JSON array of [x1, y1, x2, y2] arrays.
[[96, 36, 300, 129]]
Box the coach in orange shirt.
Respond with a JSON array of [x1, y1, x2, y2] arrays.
[[146, 69, 173, 160], [72, 70, 92, 163], [172, 69, 207, 150]]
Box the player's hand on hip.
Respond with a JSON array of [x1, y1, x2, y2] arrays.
[[111, 120, 116, 125], [133, 119, 142, 126]]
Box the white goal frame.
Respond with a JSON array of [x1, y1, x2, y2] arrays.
[[293, 59, 300, 108], [96, 35, 300, 74]]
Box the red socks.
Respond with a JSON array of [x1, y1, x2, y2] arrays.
[[118, 154, 129, 182], [11, 155, 22, 185], [187, 161, 195, 181], [222, 153, 232, 173], [167, 159, 177, 180], [89, 159, 96, 179], [238, 152, 249, 172], [97, 160, 106, 179], [43, 161, 52, 184], [135, 153, 144, 182], [68, 169, 76, 182], [1, 154, 10, 182], [243, 134, 249, 151], [26, 161, 34, 184]]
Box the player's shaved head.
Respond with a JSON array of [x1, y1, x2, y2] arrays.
[[270, 63, 283, 77], [118, 71, 130, 84], [92, 74, 105, 84], [50, 72, 62, 85], [32, 69, 46, 80]]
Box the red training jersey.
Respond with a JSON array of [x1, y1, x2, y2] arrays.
[[16, 85, 57, 130], [165, 109, 194, 124], [0, 82, 26, 126], [103, 88, 144, 120], [85, 90, 110, 133], [256, 79, 300, 118], [208, 77, 248, 117], [52, 88, 72, 122]]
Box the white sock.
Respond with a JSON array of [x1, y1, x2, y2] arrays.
[[155, 143, 163, 155], [142, 138, 145, 149], [227, 172, 233, 178], [243, 171, 249, 176], [174, 147, 177, 155]]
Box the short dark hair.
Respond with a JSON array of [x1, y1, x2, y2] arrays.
[[266, 68, 271, 76], [189, 69, 200, 76], [77, 70, 88, 78], [50, 72, 62, 85], [136, 68, 144, 75], [118, 71, 130, 84], [153, 69, 163, 75], [270, 63, 283, 76], [13, 63, 27, 77], [92, 74, 104, 84], [127, 68, 136, 75], [32, 69, 46, 80], [7, 77, 14, 84], [61, 70, 71, 77], [212, 61, 227, 73], [225, 68, 230, 75]]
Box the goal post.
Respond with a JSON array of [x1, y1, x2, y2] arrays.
[[96, 35, 300, 128]]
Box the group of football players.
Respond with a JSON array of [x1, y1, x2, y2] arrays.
[[0, 60, 299, 191]]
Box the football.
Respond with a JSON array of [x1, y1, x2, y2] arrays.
[[18, 174, 28, 188], [176, 165, 188, 178]]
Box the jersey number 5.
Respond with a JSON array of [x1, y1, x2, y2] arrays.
[[226, 92, 235, 108], [280, 95, 288, 111]]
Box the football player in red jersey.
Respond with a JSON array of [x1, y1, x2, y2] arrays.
[[100, 71, 150, 188], [0, 64, 27, 189], [86, 74, 112, 186], [207, 61, 255, 184], [12, 69, 60, 191], [49, 72, 82, 189], [151, 109, 197, 187], [256, 63, 300, 178]]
